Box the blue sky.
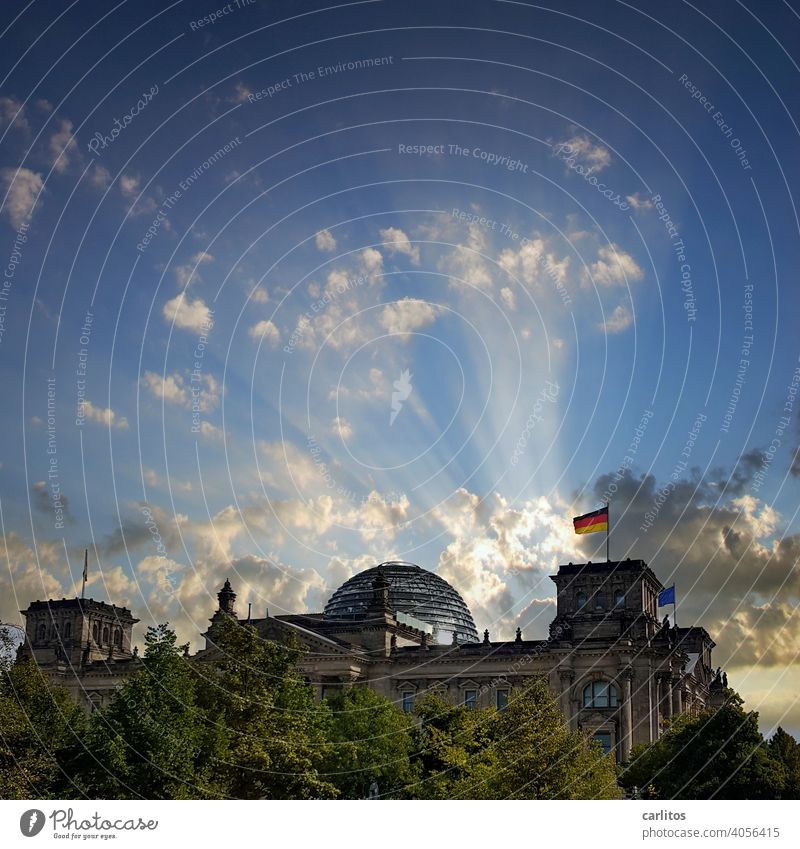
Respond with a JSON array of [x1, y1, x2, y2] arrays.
[[1, 0, 799, 733]]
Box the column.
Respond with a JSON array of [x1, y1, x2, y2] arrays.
[[559, 671, 574, 729], [661, 674, 673, 723], [620, 671, 633, 762], [672, 677, 683, 716]]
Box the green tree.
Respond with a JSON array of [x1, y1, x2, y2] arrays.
[[0, 652, 86, 799], [75, 624, 223, 799], [323, 686, 417, 798], [622, 696, 785, 799], [197, 616, 336, 799], [460, 678, 621, 799], [768, 727, 800, 799], [410, 691, 494, 799]]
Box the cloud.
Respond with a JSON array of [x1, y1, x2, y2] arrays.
[[248, 319, 281, 347], [438, 222, 494, 290], [331, 416, 353, 440], [89, 164, 111, 191], [379, 226, 420, 264], [500, 286, 516, 311], [174, 250, 214, 288], [0, 96, 28, 131], [498, 237, 571, 295], [600, 303, 634, 334], [230, 81, 252, 103], [553, 132, 612, 171], [379, 298, 441, 335], [0, 167, 43, 228], [583, 243, 644, 287], [48, 118, 79, 173], [626, 192, 654, 211], [163, 294, 213, 333], [80, 400, 128, 429], [31, 480, 71, 522], [315, 229, 337, 252], [142, 370, 220, 411], [0, 533, 66, 627], [197, 421, 225, 440]]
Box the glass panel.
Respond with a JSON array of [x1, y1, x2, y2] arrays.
[[464, 690, 477, 709], [496, 690, 509, 711], [594, 681, 609, 708], [576, 592, 586, 610], [402, 692, 414, 713], [609, 684, 619, 707], [593, 732, 612, 755], [583, 684, 592, 707], [595, 592, 605, 610]]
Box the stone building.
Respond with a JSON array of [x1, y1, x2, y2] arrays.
[[18, 557, 728, 761]]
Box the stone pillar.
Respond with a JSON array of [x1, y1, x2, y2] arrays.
[[672, 677, 683, 716], [620, 671, 633, 762], [660, 674, 673, 723], [559, 670, 574, 729]]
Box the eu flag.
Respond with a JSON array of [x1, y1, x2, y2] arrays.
[[658, 586, 676, 607]]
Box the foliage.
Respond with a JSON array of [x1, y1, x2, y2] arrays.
[[768, 727, 800, 799], [322, 686, 418, 798], [196, 616, 336, 799], [621, 695, 786, 799], [74, 624, 222, 799], [0, 654, 86, 799]]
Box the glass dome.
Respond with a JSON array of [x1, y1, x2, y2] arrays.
[[323, 561, 479, 644]]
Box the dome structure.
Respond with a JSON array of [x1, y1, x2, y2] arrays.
[[323, 561, 479, 644]]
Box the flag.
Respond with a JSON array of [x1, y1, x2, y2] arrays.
[[82, 549, 88, 583], [658, 586, 676, 607], [572, 506, 609, 535]]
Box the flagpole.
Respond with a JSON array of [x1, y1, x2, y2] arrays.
[[81, 549, 88, 600], [606, 501, 610, 563], [673, 588, 677, 628]]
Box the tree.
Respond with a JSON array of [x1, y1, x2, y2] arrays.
[[323, 687, 417, 798], [768, 727, 800, 799], [622, 696, 785, 799], [75, 624, 223, 799], [0, 656, 86, 799], [197, 616, 336, 799], [460, 678, 621, 799]]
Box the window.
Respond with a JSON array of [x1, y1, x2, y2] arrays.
[[593, 732, 613, 755], [102, 626, 109, 645], [63, 621, 71, 639], [92, 623, 99, 642], [594, 592, 606, 610], [582, 680, 619, 708], [37, 623, 46, 641], [464, 690, 477, 709], [496, 689, 509, 711], [114, 628, 122, 647], [576, 591, 586, 610], [402, 692, 414, 713], [614, 589, 625, 608]]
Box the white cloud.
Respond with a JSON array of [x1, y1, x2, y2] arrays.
[[584, 244, 644, 287], [498, 238, 571, 294], [331, 416, 353, 440], [315, 229, 337, 252], [379, 298, 441, 335], [379, 226, 420, 264], [142, 370, 220, 411], [119, 174, 140, 198], [89, 164, 111, 191], [626, 192, 653, 211], [500, 286, 516, 311], [0, 167, 43, 228], [80, 400, 129, 429], [0, 96, 28, 131], [174, 250, 214, 288], [600, 303, 634, 334], [248, 319, 281, 347], [230, 81, 252, 103], [553, 132, 612, 171], [197, 421, 225, 440], [49, 118, 79, 174], [163, 294, 213, 333]]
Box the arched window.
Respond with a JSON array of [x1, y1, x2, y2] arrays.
[[37, 623, 46, 642], [102, 626, 109, 645], [594, 592, 606, 610], [614, 589, 625, 608], [114, 628, 122, 647], [92, 623, 99, 642], [576, 591, 586, 610], [583, 680, 619, 709], [63, 621, 72, 639]]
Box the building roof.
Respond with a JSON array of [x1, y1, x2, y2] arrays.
[[323, 561, 479, 643]]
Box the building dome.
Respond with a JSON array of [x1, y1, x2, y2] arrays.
[[323, 561, 479, 644]]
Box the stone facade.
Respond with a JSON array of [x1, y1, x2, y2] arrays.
[[18, 557, 728, 761]]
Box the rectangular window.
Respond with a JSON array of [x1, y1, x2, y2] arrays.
[[595, 681, 609, 708], [402, 692, 414, 713], [464, 690, 477, 709], [496, 689, 509, 711], [593, 732, 613, 755]]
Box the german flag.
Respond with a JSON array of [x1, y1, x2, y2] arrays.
[[573, 506, 609, 535]]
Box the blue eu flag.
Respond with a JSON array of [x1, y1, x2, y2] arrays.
[[658, 586, 676, 607]]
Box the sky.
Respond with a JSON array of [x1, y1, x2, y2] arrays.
[[0, 0, 799, 735]]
